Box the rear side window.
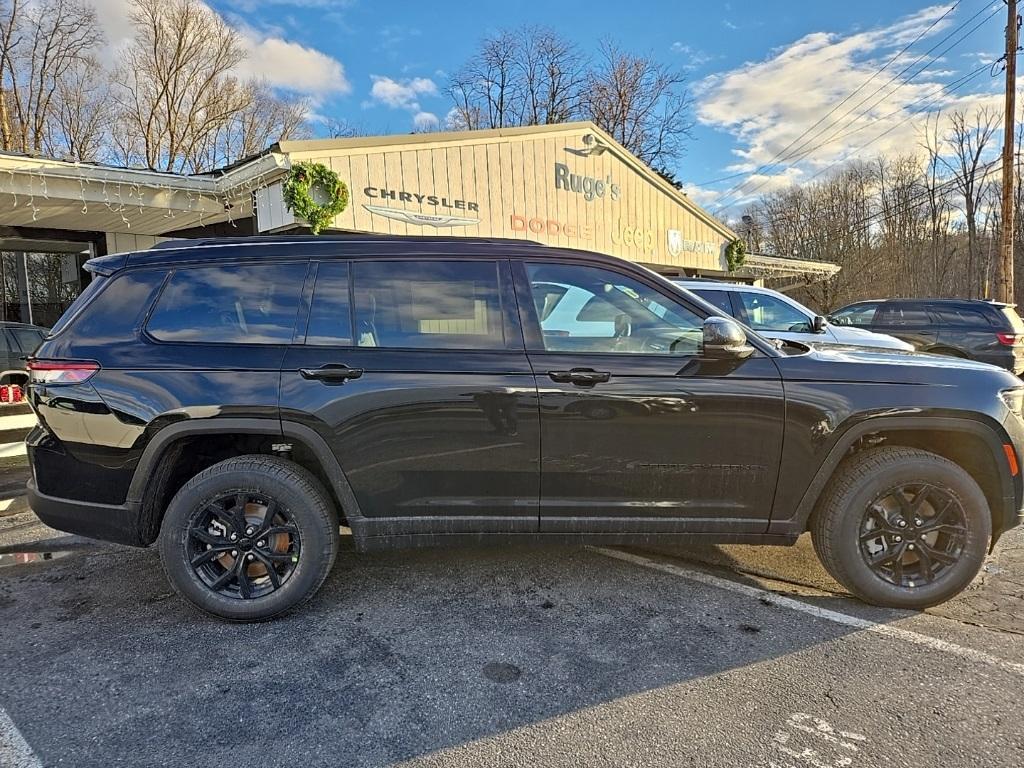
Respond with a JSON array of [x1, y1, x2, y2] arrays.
[[48, 275, 108, 336], [67, 270, 167, 341], [352, 260, 504, 350], [306, 262, 353, 346], [693, 289, 734, 316], [928, 305, 993, 327], [147, 263, 306, 344]]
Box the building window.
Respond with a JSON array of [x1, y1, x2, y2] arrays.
[[0, 249, 89, 329]]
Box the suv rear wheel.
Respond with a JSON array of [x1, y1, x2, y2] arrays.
[[158, 455, 339, 621], [811, 447, 990, 609]]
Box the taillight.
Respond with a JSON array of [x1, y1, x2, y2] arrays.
[[997, 332, 1019, 346], [26, 360, 99, 384], [0, 384, 22, 403]]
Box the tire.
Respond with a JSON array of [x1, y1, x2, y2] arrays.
[[158, 455, 339, 621], [810, 447, 990, 609]]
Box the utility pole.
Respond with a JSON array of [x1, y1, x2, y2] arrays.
[[998, 0, 1019, 304]]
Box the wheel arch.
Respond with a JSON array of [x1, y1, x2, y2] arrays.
[[774, 416, 1016, 541], [128, 418, 363, 545]]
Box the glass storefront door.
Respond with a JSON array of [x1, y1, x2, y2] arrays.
[[0, 248, 91, 329]]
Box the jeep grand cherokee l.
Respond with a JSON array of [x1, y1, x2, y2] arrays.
[[24, 236, 1024, 620]]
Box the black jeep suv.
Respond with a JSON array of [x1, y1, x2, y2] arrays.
[[24, 236, 1024, 620]]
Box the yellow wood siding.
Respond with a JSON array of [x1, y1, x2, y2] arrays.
[[288, 126, 731, 271]]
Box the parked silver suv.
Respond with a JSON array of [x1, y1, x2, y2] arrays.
[[673, 280, 913, 352]]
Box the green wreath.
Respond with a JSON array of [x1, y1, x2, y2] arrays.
[[725, 238, 746, 272], [282, 161, 349, 235]]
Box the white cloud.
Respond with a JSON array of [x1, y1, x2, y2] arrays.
[[413, 111, 439, 130], [236, 34, 350, 95], [367, 76, 437, 110], [695, 4, 1002, 209], [670, 43, 713, 70]]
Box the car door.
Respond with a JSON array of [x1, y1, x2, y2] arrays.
[[513, 259, 785, 535], [871, 302, 938, 349], [280, 258, 540, 532]]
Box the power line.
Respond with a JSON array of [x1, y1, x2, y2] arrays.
[[694, 0, 964, 189], [793, 64, 993, 187], [713, 1, 1001, 209]]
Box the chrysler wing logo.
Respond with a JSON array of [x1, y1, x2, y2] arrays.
[[363, 204, 479, 228]]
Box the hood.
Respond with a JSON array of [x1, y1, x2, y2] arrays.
[[827, 324, 915, 350], [774, 343, 1020, 387]]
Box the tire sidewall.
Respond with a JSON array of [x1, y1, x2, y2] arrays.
[[159, 465, 334, 621], [829, 456, 990, 607]]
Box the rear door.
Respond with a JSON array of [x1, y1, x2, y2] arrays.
[[281, 258, 540, 530], [870, 302, 937, 349], [515, 259, 785, 534]]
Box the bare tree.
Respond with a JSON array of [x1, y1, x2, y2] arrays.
[[192, 81, 310, 169], [44, 56, 108, 161], [447, 29, 523, 130], [112, 0, 249, 172], [322, 117, 361, 139], [919, 112, 956, 295], [583, 42, 694, 167], [0, 0, 103, 153], [518, 26, 587, 125], [942, 107, 999, 298]]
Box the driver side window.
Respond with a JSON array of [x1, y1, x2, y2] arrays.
[[525, 263, 703, 355]]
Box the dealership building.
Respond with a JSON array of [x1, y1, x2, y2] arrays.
[[0, 121, 837, 327]]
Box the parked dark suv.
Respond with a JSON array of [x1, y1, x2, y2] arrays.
[[24, 236, 1024, 620], [830, 298, 1024, 374]]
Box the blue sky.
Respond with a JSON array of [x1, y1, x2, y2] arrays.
[[95, 1, 1008, 212]]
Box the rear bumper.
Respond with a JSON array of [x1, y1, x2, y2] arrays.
[[27, 478, 144, 547]]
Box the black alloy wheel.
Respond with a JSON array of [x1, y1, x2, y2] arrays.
[[858, 483, 968, 588], [187, 491, 301, 599], [159, 455, 338, 621]]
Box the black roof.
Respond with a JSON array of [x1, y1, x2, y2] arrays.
[[86, 234, 626, 275], [845, 297, 1012, 309]]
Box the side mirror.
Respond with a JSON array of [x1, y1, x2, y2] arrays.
[[812, 315, 827, 333], [702, 316, 755, 360]]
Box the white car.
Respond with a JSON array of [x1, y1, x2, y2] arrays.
[[672, 280, 914, 352]]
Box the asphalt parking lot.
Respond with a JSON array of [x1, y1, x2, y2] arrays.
[[3, 497, 1024, 767]]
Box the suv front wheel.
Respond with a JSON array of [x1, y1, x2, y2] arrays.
[[158, 455, 339, 621], [811, 447, 991, 609]]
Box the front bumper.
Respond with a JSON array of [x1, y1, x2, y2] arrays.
[[27, 478, 145, 547]]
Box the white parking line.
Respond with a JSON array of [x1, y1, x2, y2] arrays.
[[0, 708, 42, 768], [593, 547, 1024, 679]]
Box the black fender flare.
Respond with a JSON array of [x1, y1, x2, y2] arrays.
[[771, 415, 1015, 536], [126, 417, 365, 520]]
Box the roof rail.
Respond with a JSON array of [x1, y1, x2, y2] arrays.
[[148, 234, 546, 251]]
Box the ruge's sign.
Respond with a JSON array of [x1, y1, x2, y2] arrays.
[[553, 162, 620, 202]]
